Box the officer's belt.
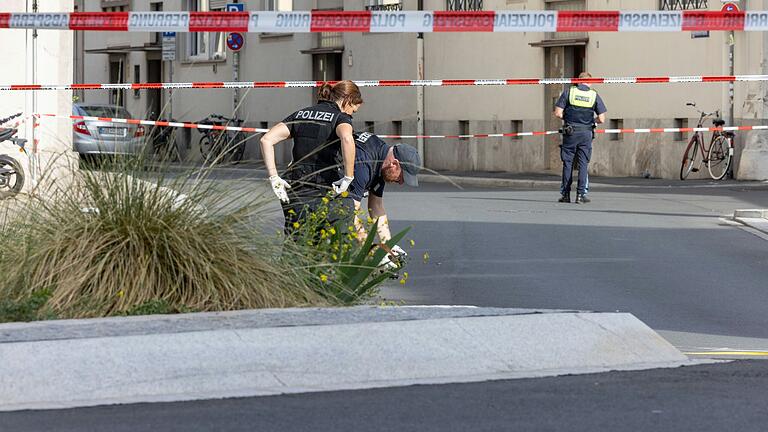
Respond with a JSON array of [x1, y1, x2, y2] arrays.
[[565, 123, 595, 130]]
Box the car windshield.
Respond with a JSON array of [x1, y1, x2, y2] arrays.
[[79, 106, 132, 119]]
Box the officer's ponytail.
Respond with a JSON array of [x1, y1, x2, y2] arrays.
[[317, 82, 335, 101], [317, 80, 364, 108]]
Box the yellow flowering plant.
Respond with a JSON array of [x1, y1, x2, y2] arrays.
[[285, 192, 411, 304]]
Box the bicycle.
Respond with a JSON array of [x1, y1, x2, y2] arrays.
[[198, 114, 246, 164], [149, 118, 181, 162], [0, 112, 27, 198], [679, 102, 734, 181]]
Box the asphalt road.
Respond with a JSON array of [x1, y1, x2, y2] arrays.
[[5, 360, 768, 432], [376, 180, 768, 351]]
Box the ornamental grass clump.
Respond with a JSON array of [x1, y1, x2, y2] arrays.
[[0, 156, 325, 320]]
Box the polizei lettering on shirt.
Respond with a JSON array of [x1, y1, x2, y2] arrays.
[[295, 110, 336, 122], [356, 132, 373, 143]]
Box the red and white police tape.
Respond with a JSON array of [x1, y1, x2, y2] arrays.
[[6, 75, 768, 91], [0, 10, 767, 33], [36, 113, 768, 139], [36, 113, 269, 134]]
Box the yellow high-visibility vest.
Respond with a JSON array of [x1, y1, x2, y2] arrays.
[[568, 86, 597, 109]]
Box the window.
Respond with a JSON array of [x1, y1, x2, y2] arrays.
[[151, 2, 163, 45], [510, 120, 522, 141], [365, 121, 375, 133], [133, 65, 141, 99], [447, 0, 483, 11], [609, 118, 623, 141], [264, 0, 292, 11], [674, 118, 688, 141], [459, 120, 470, 140], [101, 0, 130, 11], [187, 0, 226, 62], [392, 120, 402, 137], [366, 0, 403, 11], [659, 0, 708, 10]]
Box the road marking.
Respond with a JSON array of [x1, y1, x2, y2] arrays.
[[685, 351, 768, 356]]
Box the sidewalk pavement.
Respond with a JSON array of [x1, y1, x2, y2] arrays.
[[0, 306, 702, 412], [155, 162, 768, 190]]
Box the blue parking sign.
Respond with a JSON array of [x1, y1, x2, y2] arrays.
[[226, 3, 244, 12]]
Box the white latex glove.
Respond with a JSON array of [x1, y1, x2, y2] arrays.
[[378, 245, 406, 270], [332, 176, 354, 195], [390, 245, 407, 258], [377, 254, 400, 270], [269, 175, 291, 203]]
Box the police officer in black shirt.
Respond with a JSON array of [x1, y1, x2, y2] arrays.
[[554, 72, 607, 204], [260, 80, 363, 233], [347, 132, 421, 264]]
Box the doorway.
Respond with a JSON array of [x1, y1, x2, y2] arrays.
[[147, 59, 162, 119], [108, 56, 126, 107], [312, 53, 342, 103], [544, 45, 585, 170]]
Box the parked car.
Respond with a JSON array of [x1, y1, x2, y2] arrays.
[[72, 103, 146, 160]]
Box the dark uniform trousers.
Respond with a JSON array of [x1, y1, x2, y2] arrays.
[[281, 185, 354, 239], [560, 130, 592, 196]]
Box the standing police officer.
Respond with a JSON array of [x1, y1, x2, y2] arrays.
[[554, 72, 607, 204], [260, 80, 363, 233]]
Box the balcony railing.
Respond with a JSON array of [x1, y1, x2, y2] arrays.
[[318, 32, 343, 49], [659, 0, 708, 10]]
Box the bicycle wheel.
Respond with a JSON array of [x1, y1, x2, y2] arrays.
[[0, 155, 24, 198], [230, 132, 247, 163], [158, 131, 180, 163], [199, 133, 217, 162], [707, 135, 732, 180], [680, 135, 699, 180]]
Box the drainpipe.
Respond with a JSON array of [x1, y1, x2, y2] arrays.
[[30, 0, 39, 185], [416, 0, 425, 167]]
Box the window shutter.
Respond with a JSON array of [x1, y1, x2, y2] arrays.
[[210, 0, 228, 10]]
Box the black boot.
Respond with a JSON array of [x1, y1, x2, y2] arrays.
[[575, 194, 591, 204], [558, 194, 571, 203]]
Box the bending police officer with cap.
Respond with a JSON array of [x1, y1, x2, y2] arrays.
[[260, 80, 363, 233], [346, 132, 421, 269], [554, 72, 607, 204]]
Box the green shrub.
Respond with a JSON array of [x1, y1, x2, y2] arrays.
[[0, 156, 326, 319], [0, 289, 55, 323]]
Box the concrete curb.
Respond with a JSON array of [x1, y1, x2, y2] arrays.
[[733, 209, 768, 235], [733, 209, 768, 219], [418, 174, 562, 189], [0, 306, 697, 412]]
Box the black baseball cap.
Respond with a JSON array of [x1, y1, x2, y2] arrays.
[[393, 144, 421, 187]]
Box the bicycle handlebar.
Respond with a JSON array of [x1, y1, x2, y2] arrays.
[[0, 112, 22, 125]]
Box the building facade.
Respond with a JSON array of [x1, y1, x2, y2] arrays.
[[2, 0, 74, 192], [76, 0, 768, 179]]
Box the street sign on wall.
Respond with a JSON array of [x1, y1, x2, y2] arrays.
[[226, 3, 244, 12], [722, 2, 740, 12], [162, 31, 176, 61], [227, 32, 244, 51]]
